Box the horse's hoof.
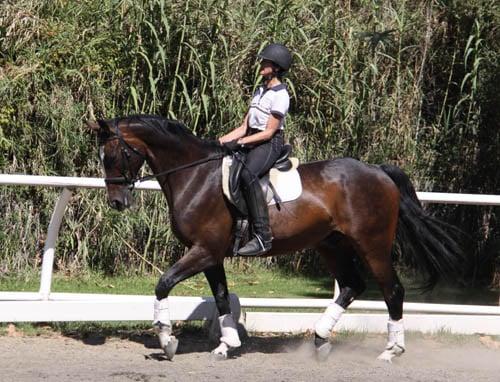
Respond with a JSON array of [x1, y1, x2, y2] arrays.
[[163, 336, 179, 360], [377, 350, 394, 363], [211, 342, 230, 360], [314, 334, 332, 362], [211, 351, 228, 361], [377, 345, 404, 363], [315, 342, 332, 362]]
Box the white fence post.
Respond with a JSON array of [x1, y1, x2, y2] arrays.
[[39, 187, 73, 300]]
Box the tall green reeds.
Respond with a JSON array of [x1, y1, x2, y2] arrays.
[[0, 0, 498, 285]]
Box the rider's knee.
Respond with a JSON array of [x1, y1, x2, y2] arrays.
[[240, 168, 257, 187]]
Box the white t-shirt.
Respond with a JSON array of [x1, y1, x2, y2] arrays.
[[247, 84, 290, 131]]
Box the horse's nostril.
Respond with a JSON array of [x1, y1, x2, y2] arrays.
[[109, 199, 123, 210]]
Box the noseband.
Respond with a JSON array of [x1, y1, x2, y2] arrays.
[[102, 121, 224, 189]]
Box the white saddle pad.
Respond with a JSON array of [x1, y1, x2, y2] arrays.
[[222, 156, 302, 206]]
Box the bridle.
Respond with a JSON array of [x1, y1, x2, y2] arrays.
[[102, 121, 146, 188], [102, 121, 224, 189]]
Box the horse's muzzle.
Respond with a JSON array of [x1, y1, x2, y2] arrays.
[[109, 197, 130, 211]]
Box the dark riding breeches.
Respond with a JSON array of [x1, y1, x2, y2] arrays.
[[240, 130, 284, 186]]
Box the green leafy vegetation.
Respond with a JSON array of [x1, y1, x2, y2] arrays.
[[0, 0, 499, 287]]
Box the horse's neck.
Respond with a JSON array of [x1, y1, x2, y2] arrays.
[[145, 134, 215, 173], [143, 133, 219, 205]]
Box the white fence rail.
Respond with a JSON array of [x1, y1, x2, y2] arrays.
[[1, 174, 500, 334], [3, 173, 500, 204]]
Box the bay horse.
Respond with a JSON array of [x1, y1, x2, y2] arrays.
[[89, 115, 463, 362]]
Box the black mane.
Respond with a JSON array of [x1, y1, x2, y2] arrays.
[[117, 114, 194, 138], [114, 114, 222, 150]]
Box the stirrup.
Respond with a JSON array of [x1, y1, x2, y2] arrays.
[[237, 234, 271, 257]]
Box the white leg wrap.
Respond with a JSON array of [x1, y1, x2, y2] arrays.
[[387, 319, 405, 349], [153, 298, 178, 360], [153, 298, 171, 328], [315, 302, 345, 339], [377, 319, 405, 362], [218, 314, 241, 348]]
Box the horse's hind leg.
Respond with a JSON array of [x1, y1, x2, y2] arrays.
[[373, 267, 405, 362], [314, 234, 367, 359], [204, 263, 241, 359], [355, 235, 406, 362]]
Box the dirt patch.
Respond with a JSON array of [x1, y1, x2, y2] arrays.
[[0, 330, 499, 382]]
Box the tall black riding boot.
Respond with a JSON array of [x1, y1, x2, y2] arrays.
[[237, 180, 272, 256]]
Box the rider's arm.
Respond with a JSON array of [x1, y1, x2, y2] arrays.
[[219, 114, 248, 143], [237, 113, 281, 146]]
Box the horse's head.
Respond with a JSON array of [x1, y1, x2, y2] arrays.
[[88, 119, 147, 211]]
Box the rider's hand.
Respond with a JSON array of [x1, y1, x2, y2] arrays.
[[222, 139, 242, 153]]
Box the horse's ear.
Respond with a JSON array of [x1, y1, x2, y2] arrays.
[[87, 119, 111, 136], [87, 120, 100, 133]]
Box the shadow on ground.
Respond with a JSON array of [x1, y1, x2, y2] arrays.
[[62, 325, 316, 358]]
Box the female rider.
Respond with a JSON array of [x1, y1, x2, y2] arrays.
[[219, 43, 292, 257]]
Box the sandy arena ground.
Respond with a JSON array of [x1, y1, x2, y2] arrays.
[[1, 328, 499, 382]]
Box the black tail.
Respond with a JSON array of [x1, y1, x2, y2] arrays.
[[379, 164, 465, 289]]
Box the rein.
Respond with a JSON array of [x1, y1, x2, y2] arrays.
[[103, 121, 224, 188]]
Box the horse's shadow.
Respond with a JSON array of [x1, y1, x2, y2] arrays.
[[130, 327, 313, 361], [63, 322, 309, 360], [139, 328, 374, 362]]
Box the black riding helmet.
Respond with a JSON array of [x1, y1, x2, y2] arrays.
[[258, 43, 292, 73]]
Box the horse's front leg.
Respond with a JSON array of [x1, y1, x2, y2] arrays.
[[204, 263, 241, 359], [153, 245, 216, 360]]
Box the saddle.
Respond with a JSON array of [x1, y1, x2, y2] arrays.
[[223, 144, 300, 216]]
